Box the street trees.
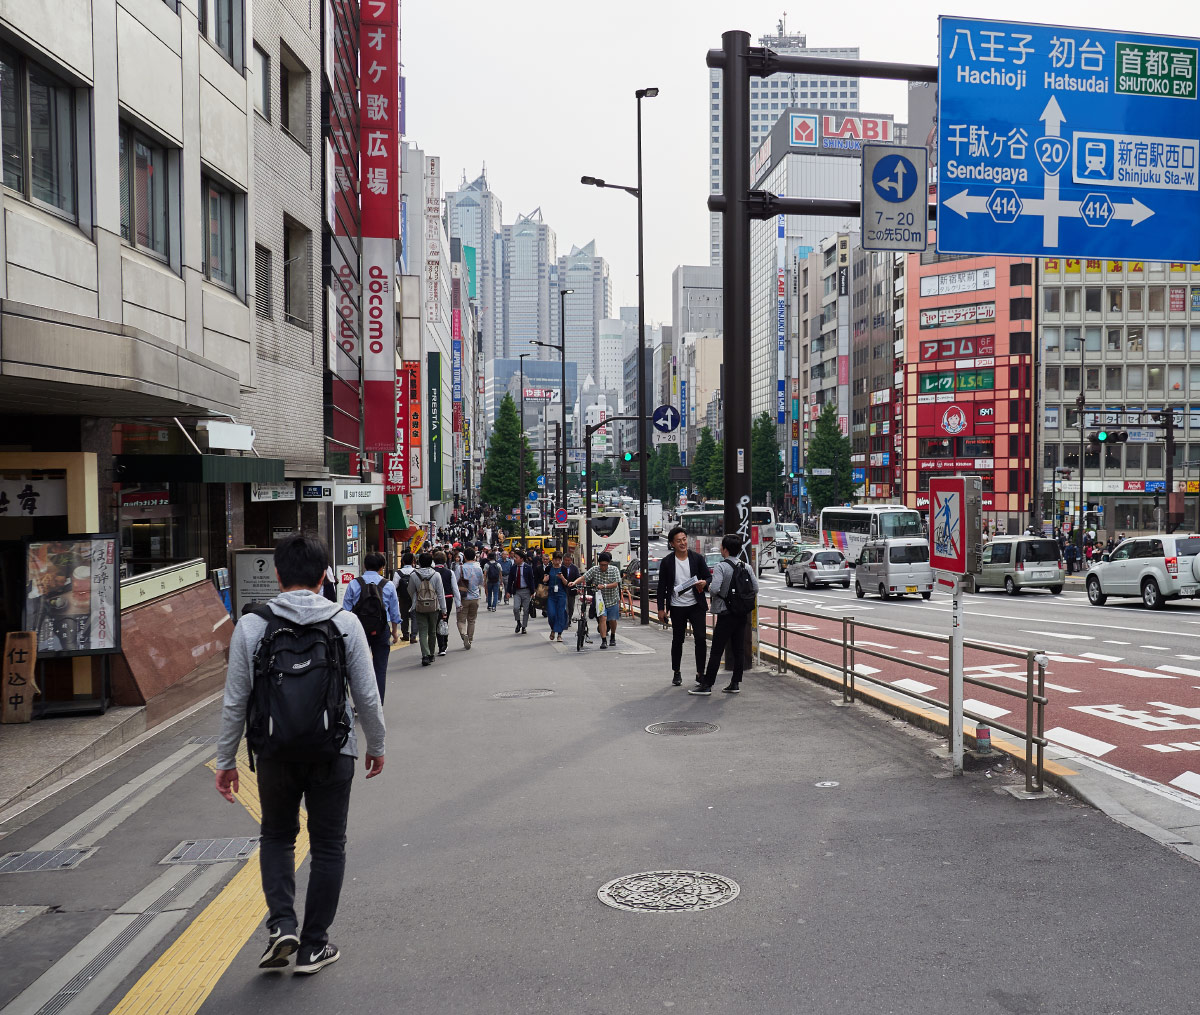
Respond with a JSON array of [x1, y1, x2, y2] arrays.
[[751, 411, 784, 506], [648, 442, 680, 503], [481, 393, 538, 512], [806, 402, 853, 516], [692, 427, 718, 499]]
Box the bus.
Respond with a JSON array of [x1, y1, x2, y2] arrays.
[[572, 512, 632, 567], [819, 505, 924, 563], [679, 504, 777, 574]]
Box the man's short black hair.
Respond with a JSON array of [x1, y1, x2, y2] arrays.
[[402, 552, 414, 566], [465, 547, 476, 560], [274, 533, 329, 589], [363, 551, 385, 572], [721, 533, 743, 556], [598, 551, 612, 562], [418, 551, 433, 568], [667, 526, 686, 544]]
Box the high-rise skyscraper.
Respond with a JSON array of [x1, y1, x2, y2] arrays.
[[446, 167, 503, 359], [502, 208, 556, 358], [552, 240, 611, 386], [708, 20, 860, 266]]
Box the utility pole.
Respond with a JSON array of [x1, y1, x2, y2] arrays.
[[519, 352, 530, 540]]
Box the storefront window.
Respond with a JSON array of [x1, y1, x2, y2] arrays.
[[118, 483, 202, 576]]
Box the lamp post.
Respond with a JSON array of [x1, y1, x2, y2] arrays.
[[533, 284, 572, 521], [519, 352, 531, 539], [581, 85, 657, 625]]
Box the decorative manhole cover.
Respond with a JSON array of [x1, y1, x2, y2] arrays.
[[815, 781, 840, 788], [597, 870, 740, 913], [645, 721, 719, 736], [491, 689, 555, 699]]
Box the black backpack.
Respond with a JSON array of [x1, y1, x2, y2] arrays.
[[245, 606, 351, 769], [487, 561, 501, 583], [721, 561, 757, 617], [351, 577, 388, 637]]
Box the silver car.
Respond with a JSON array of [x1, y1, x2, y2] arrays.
[[786, 548, 851, 589], [854, 538, 934, 600], [1087, 534, 1200, 608]]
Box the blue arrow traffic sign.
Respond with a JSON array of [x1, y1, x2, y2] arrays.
[[536, 474, 546, 488], [652, 404, 681, 433], [528, 491, 538, 501], [872, 153, 919, 203], [937, 17, 1200, 261]]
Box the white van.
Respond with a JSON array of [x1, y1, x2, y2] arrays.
[[854, 537, 934, 600]]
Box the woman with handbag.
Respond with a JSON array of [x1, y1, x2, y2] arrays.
[[543, 551, 570, 643]]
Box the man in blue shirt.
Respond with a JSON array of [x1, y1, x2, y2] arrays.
[[343, 552, 400, 703]]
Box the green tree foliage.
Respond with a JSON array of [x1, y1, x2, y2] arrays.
[[707, 438, 725, 499], [751, 411, 784, 506], [692, 427, 717, 499], [481, 393, 539, 518], [648, 442, 680, 503], [806, 402, 854, 516]]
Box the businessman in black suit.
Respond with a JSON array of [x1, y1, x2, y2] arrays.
[[656, 526, 713, 686]]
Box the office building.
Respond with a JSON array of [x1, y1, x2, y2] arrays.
[[503, 208, 556, 359], [446, 168, 504, 360], [553, 241, 611, 385]]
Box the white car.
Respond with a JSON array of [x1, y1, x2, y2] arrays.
[[1086, 534, 1200, 609]]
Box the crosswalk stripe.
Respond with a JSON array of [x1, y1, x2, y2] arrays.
[[1079, 652, 1124, 662], [1156, 664, 1200, 678], [1020, 630, 1094, 640], [1045, 727, 1118, 757], [963, 699, 1010, 719], [891, 678, 936, 694], [1101, 667, 1180, 680], [1169, 771, 1200, 797]]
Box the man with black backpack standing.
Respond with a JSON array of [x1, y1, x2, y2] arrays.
[[342, 552, 400, 703], [692, 533, 759, 695], [214, 533, 385, 976]]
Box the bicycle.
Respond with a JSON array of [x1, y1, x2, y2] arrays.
[[576, 584, 596, 652]]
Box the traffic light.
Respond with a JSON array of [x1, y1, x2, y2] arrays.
[[621, 450, 649, 473], [1088, 429, 1129, 449]]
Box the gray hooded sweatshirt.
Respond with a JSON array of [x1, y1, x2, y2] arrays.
[[216, 589, 386, 770]]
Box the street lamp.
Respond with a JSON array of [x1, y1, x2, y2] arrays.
[[519, 352, 531, 539], [533, 285, 573, 525], [580, 85, 658, 625]]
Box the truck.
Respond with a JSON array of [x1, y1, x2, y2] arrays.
[[646, 499, 663, 538]]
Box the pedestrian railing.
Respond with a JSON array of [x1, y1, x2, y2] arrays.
[[757, 605, 1048, 793]]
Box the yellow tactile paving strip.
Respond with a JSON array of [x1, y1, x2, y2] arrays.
[[110, 744, 310, 1015]]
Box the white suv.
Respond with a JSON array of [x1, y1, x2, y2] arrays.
[[1086, 534, 1200, 609]]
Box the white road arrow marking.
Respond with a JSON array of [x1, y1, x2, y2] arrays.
[[1039, 96, 1065, 245]]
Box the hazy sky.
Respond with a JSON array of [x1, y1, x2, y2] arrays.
[[402, 0, 1195, 324]]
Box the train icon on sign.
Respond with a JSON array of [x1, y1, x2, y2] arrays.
[[1074, 136, 1114, 180], [1084, 141, 1107, 175]]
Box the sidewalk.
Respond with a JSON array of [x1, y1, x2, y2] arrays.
[[187, 602, 1199, 1015]]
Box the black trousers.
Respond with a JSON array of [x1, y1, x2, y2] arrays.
[[257, 754, 355, 950], [703, 611, 747, 688], [669, 603, 708, 677], [368, 634, 390, 703]]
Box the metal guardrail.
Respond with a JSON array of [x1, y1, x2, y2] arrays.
[[757, 604, 1047, 793]]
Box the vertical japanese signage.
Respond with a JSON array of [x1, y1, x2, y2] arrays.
[[360, 0, 399, 452], [428, 352, 443, 500], [328, 0, 360, 385], [425, 157, 442, 324], [776, 213, 787, 424], [403, 360, 422, 489], [2, 632, 36, 723], [451, 275, 463, 434], [390, 366, 409, 494]]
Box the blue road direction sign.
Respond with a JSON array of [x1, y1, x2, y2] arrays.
[[652, 404, 681, 433], [937, 17, 1200, 260], [536, 474, 546, 488], [528, 491, 538, 502]]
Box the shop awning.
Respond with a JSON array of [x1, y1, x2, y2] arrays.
[[386, 494, 410, 530], [115, 454, 285, 484]]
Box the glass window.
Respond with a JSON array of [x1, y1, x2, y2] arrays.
[[1046, 365, 1060, 391], [203, 176, 235, 287], [1127, 365, 1143, 391], [1107, 327, 1122, 352], [253, 45, 269, 117], [1044, 443, 1058, 468], [1105, 443, 1122, 469], [1148, 444, 1163, 470], [118, 125, 169, 258], [1148, 364, 1164, 394], [1169, 325, 1185, 353], [1169, 364, 1185, 393], [1148, 326, 1165, 352], [283, 217, 310, 327], [1107, 288, 1123, 312], [1148, 287, 1166, 312], [1043, 326, 1059, 351], [1191, 327, 1200, 354], [1084, 326, 1101, 352], [1085, 286, 1102, 312], [200, 0, 240, 66], [1043, 288, 1061, 313], [1128, 287, 1144, 311], [1064, 288, 1080, 313], [1064, 365, 1080, 390], [1064, 327, 1081, 353], [1127, 326, 1144, 353], [1191, 364, 1200, 393], [0, 47, 76, 217], [1105, 365, 1122, 393], [1064, 443, 1079, 469], [1086, 366, 1100, 390], [1126, 444, 1141, 470]]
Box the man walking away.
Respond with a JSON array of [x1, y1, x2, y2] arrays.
[[694, 534, 759, 695], [501, 548, 514, 604], [431, 551, 460, 656], [657, 526, 712, 686], [342, 552, 399, 703], [484, 553, 503, 611], [562, 552, 581, 626], [454, 547, 484, 649], [409, 552, 447, 666], [214, 533, 385, 975], [573, 551, 623, 649], [393, 552, 415, 641], [507, 547, 535, 634]]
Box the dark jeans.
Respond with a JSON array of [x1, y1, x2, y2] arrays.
[[257, 754, 355, 950], [703, 611, 747, 688], [368, 634, 390, 703], [669, 603, 708, 677], [398, 603, 412, 640]]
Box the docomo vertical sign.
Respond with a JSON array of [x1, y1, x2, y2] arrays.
[[929, 475, 983, 576], [360, 0, 399, 452]]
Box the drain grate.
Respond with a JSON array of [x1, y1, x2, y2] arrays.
[[645, 721, 719, 736], [185, 735, 220, 745], [491, 689, 555, 699], [0, 849, 95, 874], [597, 870, 740, 913], [160, 838, 259, 865]]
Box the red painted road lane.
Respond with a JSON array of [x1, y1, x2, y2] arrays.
[[750, 605, 1200, 800]]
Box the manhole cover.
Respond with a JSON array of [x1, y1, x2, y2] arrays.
[[597, 870, 740, 913], [0, 848, 95, 874], [160, 838, 259, 865], [645, 721, 719, 736], [815, 781, 840, 789], [491, 689, 555, 699]]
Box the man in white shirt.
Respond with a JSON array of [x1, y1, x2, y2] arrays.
[[656, 526, 712, 686]]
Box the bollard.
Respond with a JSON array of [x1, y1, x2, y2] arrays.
[[976, 725, 992, 754]]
